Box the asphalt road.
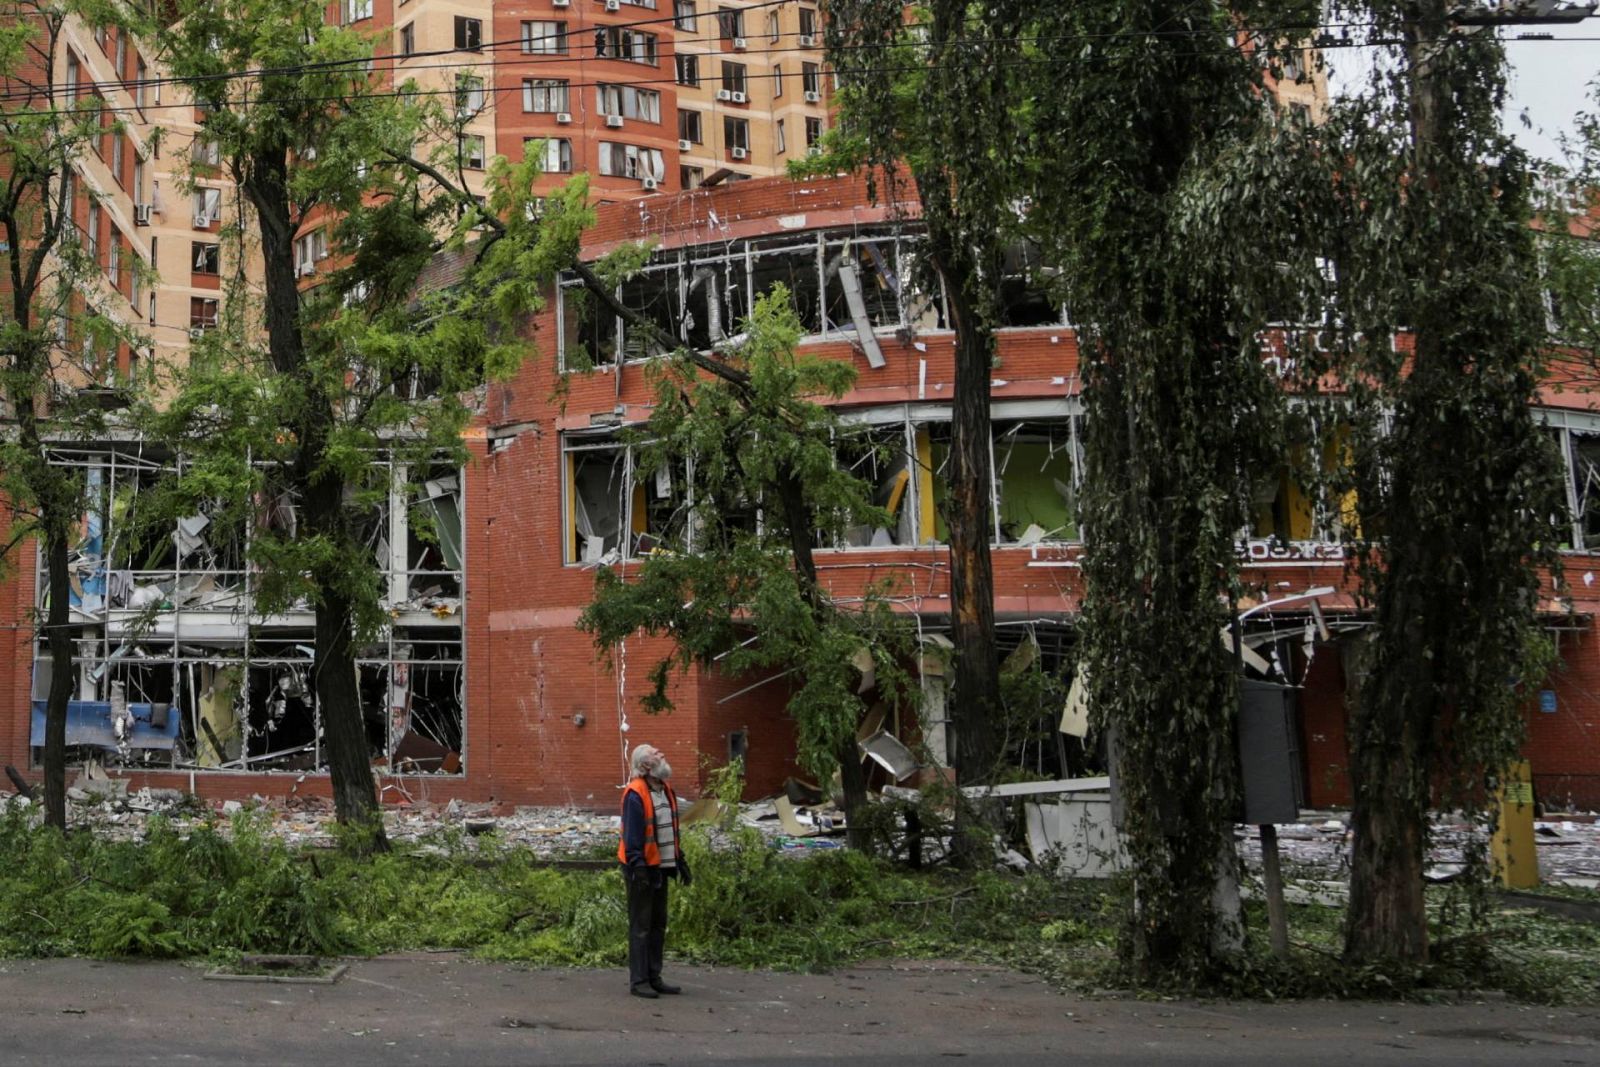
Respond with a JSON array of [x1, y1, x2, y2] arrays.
[[2, 956, 1597, 1066]]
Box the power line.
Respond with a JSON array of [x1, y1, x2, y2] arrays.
[[19, 15, 1394, 108], [14, 28, 1534, 119]]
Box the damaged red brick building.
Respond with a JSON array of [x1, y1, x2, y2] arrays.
[[4, 171, 1600, 812]]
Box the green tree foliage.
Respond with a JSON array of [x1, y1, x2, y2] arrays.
[[148, 0, 577, 847], [0, 1, 150, 829], [578, 290, 916, 846], [1019, 1, 1319, 981], [1536, 84, 1600, 374], [809, 0, 1026, 831], [1304, 1, 1566, 966]]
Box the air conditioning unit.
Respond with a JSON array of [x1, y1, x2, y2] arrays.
[[804, 90, 821, 103], [642, 177, 658, 190], [188, 327, 205, 340], [604, 0, 619, 9], [605, 114, 624, 128], [731, 146, 747, 160], [298, 261, 317, 277], [193, 213, 212, 228], [732, 37, 747, 50], [715, 89, 732, 101], [555, 111, 572, 124], [678, 138, 692, 151], [133, 204, 151, 226], [730, 91, 747, 104], [553, 0, 569, 5], [799, 33, 816, 47]]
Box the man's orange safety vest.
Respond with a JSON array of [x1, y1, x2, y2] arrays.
[[617, 776, 679, 867]]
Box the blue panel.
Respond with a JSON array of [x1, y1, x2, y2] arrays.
[[30, 699, 179, 751]]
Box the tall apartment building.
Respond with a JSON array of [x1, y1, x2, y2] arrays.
[[379, 0, 830, 197], [35, 19, 244, 388]]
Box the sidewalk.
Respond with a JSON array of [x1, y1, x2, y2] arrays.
[[1, 955, 1596, 1066]]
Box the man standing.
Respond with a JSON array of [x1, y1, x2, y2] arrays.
[[618, 743, 692, 998]]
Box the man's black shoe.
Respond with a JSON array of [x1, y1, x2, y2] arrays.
[[630, 983, 659, 999], [650, 979, 682, 995]]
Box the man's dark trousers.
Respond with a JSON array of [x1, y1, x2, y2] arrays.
[[626, 869, 668, 987]]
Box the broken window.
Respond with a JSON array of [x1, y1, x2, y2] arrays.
[[746, 236, 823, 335], [1245, 412, 1354, 546], [683, 254, 748, 350], [832, 424, 915, 547], [559, 278, 618, 369], [618, 258, 682, 359], [996, 242, 1066, 327], [824, 236, 901, 336], [1568, 427, 1600, 550], [992, 419, 1080, 544], [30, 448, 465, 777], [908, 414, 1083, 545], [563, 432, 692, 564]]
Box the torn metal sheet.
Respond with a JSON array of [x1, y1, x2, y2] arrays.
[[174, 514, 210, 558], [775, 795, 817, 837], [849, 646, 876, 695], [1059, 665, 1089, 739], [1025, 795, 1126, 879], [836, 262, 886, 368], [680, 797, 732, 827], [1220, 626, 1273, 674], [961, 776, 1110, 799], [859, 729, 918, 781]]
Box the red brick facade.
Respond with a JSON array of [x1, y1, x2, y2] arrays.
[[4, 172, 1600, 813]]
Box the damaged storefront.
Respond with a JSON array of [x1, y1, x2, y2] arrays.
[[27, 445, 466, 778]]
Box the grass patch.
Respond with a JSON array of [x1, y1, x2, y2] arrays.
[[0, 807, 1593, 1003]]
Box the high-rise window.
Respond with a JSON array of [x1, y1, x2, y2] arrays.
[[595, 27, 658, 64], [716, 7, 743, 39], [523, 79, 569, 114], [597, 84, 661, 123], [678, 109, 702, 144], [527, 137, 572, 173], [723, 116, 749, 151], [454, 17, 483, 52], [344, 0, 372, 23], [805, 116, 823, 147], [190, 297, 219, 329], [773, 64, 783, 97], [802, 62, 821, 96], [799, 7, 818, 39], [191, 241, 220, 275], [674, 1, 696, 31], [522, 21, 568, 55], [456, 75, 485, 118], [399, 23, 415, 57], [721, 61, 747, 95], [775, 118, 786, 153], [675, 53, 699, 87], [458, 134, 486, 170], [597, 142, 665, 181]]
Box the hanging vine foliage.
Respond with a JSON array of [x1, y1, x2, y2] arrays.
[[1020, 1, 1328, 981], [1305, 1, 1567, 967]]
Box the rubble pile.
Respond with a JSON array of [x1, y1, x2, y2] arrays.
[[1237, 810, 1600, 889]]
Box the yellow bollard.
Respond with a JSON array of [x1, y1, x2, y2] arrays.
[[1490, 759, 1539, 889]]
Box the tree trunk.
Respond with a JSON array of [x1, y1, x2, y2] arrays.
[[313, 580, 387, 850], [244, 151, 386, 849], [776, 467, 871, 850], [40, 513, 73, 831], [1345, 732, 1429, 963], [1343, 0, 1449, 967], [922, 209, 1001, 868]]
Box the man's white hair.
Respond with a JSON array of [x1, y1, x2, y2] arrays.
[[630, 744, 666, 779]]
